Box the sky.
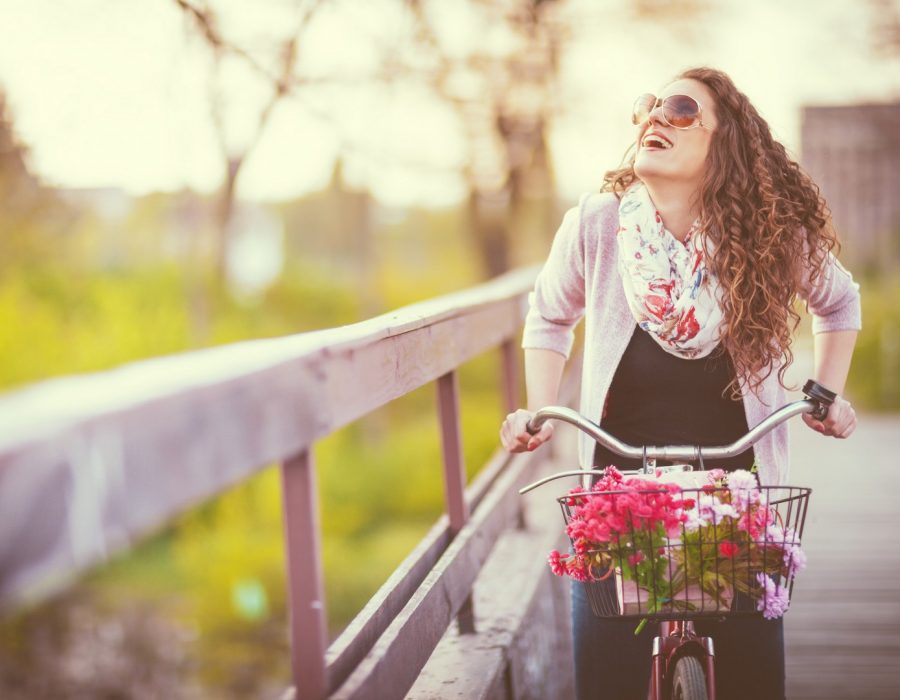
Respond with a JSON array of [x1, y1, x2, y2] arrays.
[[0, 0, 898, 208]]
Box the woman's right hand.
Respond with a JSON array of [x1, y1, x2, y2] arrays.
[[500, 409, 554, 453]]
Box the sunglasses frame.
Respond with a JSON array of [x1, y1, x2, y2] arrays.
[[632, 93, 713, 131]]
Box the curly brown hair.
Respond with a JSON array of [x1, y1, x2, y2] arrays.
[[601, 66, 840, 396]]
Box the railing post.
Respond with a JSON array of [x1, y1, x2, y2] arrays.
[[501, 338, 528, 529], [436, 370, 475, 633], [281, 450, 328, 699], [500, 338, 520, 414]]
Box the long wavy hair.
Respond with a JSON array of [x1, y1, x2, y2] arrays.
[[602, 67, 840, 396]]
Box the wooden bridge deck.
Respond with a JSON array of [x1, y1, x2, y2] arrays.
[[784, 412, 900, 699]]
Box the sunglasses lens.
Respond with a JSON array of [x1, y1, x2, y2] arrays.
[[632, 94, 656, 125], [664, 95, 701, 128]]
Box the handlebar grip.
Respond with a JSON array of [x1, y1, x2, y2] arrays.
[[803, 379, 836, 421]]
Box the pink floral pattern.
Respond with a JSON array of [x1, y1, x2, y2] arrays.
[[617, 182, 724, 358]]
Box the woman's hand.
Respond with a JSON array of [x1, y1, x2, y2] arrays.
[[500, 409, 554, 453], [802, 394, 857, 438]]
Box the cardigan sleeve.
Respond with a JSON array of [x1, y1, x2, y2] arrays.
[[798, 249, 862, 334], [521, 195, 588, 359]]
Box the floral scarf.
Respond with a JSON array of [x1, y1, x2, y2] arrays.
[[616, 182, 723, 359]]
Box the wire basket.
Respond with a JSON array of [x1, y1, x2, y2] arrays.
[[557, 484, 811, 620]]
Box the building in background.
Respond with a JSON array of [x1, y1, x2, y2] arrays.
[[801, 103, 900, 275]]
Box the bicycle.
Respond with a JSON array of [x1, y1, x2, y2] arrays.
[[518, 379, 836, 700]]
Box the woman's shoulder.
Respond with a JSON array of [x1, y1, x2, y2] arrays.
[[570, 191, 620, 253], [575, 190, 619, 230]]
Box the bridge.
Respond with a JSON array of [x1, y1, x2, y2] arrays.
[[0, 268, 897, 699]]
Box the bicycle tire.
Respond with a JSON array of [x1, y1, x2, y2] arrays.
[[671, 655, 709, 700]]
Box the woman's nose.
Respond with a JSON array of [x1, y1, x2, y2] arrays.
[[647, 98, 666, 125]]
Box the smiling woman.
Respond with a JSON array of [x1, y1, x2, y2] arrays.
[[499, 66, 862, 700]]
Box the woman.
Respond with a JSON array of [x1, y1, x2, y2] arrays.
[[499, 67, 861, 699]]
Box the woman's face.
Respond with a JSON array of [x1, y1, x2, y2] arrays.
[[633, 78, 718, 192]]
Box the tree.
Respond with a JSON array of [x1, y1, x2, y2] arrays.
[[173, 0, 325, 284], [0, 90, 72, 268], [403, 0, 567, 278]]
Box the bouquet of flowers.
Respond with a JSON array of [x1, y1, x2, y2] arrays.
[[548, 467, 808, 622]]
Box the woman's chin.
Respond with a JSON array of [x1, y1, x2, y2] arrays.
[[633, 161, 665, 182]]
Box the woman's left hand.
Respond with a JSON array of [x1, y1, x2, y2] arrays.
[[802, 394, 857, 438]]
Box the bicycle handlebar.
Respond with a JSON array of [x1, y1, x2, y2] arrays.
[[518, 379, 836, 494]]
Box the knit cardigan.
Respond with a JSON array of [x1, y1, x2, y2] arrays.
[[522, 191, 862, 486]]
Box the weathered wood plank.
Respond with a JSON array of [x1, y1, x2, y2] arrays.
[[325, 443, 518, 693], [784, 412, 900, 699], [406, 350, 584, 700], [329, 448, 548, 700], [281, 451, 328, 699]]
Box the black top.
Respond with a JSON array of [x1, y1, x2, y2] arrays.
[[593, 326, 754, 473]]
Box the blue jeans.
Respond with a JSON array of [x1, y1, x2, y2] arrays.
[[572, 580, 785, 700]]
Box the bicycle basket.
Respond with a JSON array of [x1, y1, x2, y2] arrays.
[[557, 483, 811, 620]]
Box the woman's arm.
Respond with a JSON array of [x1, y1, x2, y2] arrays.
[[500, 348, 567, 453], [802, 329, 859, 438], [501, 198, 589, 454], [812, 329, 857, 395], [526, 348, 567, 411]]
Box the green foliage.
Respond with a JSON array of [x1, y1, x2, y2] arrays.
[[845, 277, 900, 411], [0, 264, 191, 389], [316, 352, 504, 633], [166, 467, 292, 687], [0, 259, 361, 391]]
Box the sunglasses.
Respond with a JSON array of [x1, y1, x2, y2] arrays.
[[631, 93, 713, 131]]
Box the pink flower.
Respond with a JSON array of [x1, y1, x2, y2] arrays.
[[706, 469, 726, 484], [726, 470, 760, 511], [783, 543, 807, 577], [719, 541, 739, 558], [547, 550, 566, 577], [756, 573, 790, 619]]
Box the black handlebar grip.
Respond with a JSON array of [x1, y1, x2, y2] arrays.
[[803, 379, 836, 421]]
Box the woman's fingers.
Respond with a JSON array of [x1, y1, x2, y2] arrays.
[[526, 422, 554, 450], [499, 410, 526, 452], [803, 395, 857, 439], [500, 409, 554, 453]]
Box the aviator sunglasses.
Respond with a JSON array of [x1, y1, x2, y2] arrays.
[[632, 93, 713, 131]]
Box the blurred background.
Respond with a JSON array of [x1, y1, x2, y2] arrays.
[[0, 0, 898, 697]]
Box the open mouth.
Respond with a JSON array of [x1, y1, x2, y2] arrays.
[[641, 133, 673, 150]]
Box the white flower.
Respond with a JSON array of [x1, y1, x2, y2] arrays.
[[696, 492, 739, 524], [683, 509, 706, 532], [726, 469, 757, 492], [726, 469, 760, 511]]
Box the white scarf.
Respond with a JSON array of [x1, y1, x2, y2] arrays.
[[616, 182, 723, 359]]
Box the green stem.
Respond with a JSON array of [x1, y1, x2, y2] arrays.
[[634, 617, 648, 636]]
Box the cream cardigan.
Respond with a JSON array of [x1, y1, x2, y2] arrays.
[[522, 191, 862, 485]]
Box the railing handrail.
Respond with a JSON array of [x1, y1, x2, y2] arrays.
[[0, 265, 539, 455], [0, 263, 544, 699], [0, 264, 538, 611]]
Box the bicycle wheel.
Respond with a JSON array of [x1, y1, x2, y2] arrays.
[[671, 655, 709, 700]]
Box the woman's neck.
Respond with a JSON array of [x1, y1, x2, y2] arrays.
[[643, 181, 700, 241]]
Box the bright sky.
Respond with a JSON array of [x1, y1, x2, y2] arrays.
[[0, 0, 898, 208]]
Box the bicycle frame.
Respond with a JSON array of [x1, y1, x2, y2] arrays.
[[650, 620, 715, 700], [519, 379, 835, 700]]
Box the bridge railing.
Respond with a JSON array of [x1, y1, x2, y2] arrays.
[[0, 264, 580, 699]]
